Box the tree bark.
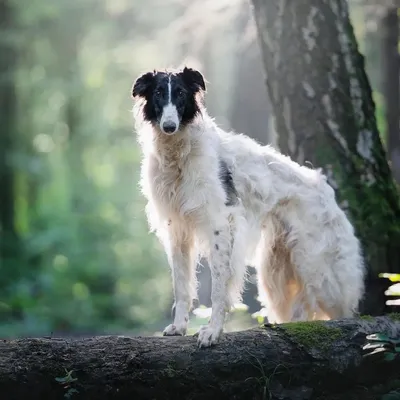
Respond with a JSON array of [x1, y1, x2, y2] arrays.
[[382, 7, 400, 184], [0, 316, 399, 400], [250, 0, 400, 315]]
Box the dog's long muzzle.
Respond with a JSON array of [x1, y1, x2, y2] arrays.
[[160, 104, 180, 134]]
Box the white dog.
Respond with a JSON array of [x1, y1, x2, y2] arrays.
[[131, 67, 365, 348]]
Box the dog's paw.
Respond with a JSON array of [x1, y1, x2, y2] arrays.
[[162, 323, 187, 336], [195, 325, 222, 348]]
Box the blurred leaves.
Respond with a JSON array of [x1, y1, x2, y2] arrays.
[[380, 273, 400, 282], [363, 333, 400, 361], [380, 273, 400, 307], [0, 0, 172, 338]]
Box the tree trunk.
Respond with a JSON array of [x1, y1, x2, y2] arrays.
[[382, 7, 400, 184], [0, 316, 399, 400], [250, 0, 400, 315], [0, 1, 20, 272]]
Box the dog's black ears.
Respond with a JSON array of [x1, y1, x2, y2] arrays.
[[132, 71, 155, 99], [181, 67, 206, 92], [132, 67, 206, 98]]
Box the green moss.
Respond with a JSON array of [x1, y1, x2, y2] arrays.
[[360, 314, 374, 321], [388, 313, 400, 322], [279, 321, 342, 351]]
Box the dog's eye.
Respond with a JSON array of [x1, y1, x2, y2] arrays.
[[155, 90, 162, 98], [177, 90, 185, 98]]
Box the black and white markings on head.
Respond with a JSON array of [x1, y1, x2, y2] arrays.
[[131, 67, 206, 135]]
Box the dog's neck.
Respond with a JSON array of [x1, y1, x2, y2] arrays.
[[153, 129, 192, 167], [138, 114, 208, 167]]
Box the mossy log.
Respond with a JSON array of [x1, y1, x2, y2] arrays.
[[1, 316, 400, 399]]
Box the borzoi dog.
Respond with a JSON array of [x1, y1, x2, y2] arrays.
[[131, 67, 365, 348]]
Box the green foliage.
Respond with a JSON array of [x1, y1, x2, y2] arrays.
[[380, 273, 400, 283], [0, 0, 174, 337], [55, 369, 77, 385], [363, 333, 400, 361], [55, 369, 79, 399], [379, 274, 400, 308]]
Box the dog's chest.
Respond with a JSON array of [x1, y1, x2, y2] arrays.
[[146, 155, 207, 217]]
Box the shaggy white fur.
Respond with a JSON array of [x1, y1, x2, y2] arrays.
[[135, 106, 365, 348]]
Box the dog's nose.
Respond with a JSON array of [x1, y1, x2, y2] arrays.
[[162, 122, 177, 133]]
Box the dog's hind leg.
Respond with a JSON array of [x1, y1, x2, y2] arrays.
[[255, 216, 308, 323]]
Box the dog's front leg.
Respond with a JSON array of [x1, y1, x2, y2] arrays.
[[196, 224, 233, 348], [163, 232, 196, 337]]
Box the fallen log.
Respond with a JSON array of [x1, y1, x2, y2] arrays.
[[1, 316, 400, 400]]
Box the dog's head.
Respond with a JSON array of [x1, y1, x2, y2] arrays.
[[131, 67, 206, 135]]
